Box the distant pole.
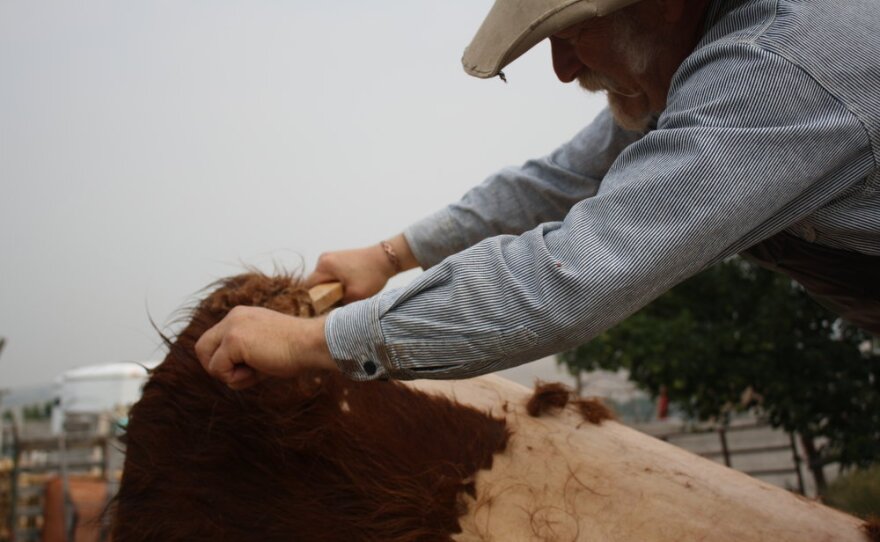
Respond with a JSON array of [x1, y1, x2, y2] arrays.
[[0, 338, 6, 452], [0, 337, 6, 410]]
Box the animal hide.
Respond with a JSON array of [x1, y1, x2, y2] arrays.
[[109, 272, 867, 541], [110, 273, 509, 542]]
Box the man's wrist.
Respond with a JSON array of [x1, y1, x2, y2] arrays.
[[301, 315, 336, 371], [385, 233, 420, 271], [372, 243, 399, 279], [379, 241, 403, 274]]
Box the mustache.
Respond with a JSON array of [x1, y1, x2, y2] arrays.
[[577, 70, 640, 98]]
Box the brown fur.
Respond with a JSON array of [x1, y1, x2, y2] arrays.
[[526, 381, 571, 417], [572, 398, 614, 425], [526, 381, 613, 425], [865, 517, 880, 542], [109, 272, 509, 542]]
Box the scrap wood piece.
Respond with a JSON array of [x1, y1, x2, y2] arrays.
[[308, 282, 344, 314]]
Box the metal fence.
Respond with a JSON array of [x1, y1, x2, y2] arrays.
[[640, 419, 816, 496], [1, 415, 118, 542]]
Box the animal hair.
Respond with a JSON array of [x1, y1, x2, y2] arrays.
[[572, 398, 614, 425], [865, 516, 880, 542], [526, 381, 613, 425], [526, 381, 571, 417], [109, 272, 509, 542]]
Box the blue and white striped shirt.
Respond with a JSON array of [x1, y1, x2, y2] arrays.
[[327, 0, 880, 381]]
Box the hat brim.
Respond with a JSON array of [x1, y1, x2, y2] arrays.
[[462, 0, 642, 79]]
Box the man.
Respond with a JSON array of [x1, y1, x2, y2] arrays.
[[196, 0, 880, 389]]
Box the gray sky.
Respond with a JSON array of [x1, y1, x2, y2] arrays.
[[0, 1, 606, 388]]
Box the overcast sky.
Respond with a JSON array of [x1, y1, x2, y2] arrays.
[[0, 1, 606, 388]]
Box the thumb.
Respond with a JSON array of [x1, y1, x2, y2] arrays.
[[227, 365, 259, 390], [305, 269, 338, 289]]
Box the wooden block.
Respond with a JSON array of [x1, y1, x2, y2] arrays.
[[308, 282, 344, 314]]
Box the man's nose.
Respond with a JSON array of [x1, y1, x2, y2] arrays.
[[550, 36, 583, 83]]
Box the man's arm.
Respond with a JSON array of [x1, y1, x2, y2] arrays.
[[303, 108, 642, 303], [405, 108, 644, 268], [326, 42, 875, 381]]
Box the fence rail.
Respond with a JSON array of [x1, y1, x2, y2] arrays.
[[645, 420, 808, 495]]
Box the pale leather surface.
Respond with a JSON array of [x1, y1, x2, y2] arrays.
[[408, 375, 864, 541]]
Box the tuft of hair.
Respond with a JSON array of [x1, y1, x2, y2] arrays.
[[109, 271, 509, 542], [572, 397, 614, 425], [526, 381, 614, 425], [526, 381, 571, 417], [864, 516, 880, 542]]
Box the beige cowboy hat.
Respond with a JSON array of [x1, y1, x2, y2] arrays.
[[463, 0, 642, 79]]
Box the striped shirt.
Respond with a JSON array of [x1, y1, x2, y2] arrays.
[[327, 0, 880, 381]]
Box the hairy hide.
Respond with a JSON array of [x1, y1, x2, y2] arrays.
[[110, 273, 509, 542]]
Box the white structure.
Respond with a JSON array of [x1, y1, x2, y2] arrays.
[[51, 361, 159, 433]]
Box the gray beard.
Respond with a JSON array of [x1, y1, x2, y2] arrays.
[[576, 14, 657, 132], [607, 92, 654, 132]]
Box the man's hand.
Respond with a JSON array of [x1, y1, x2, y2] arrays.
[[306, 233, 420, 303], [195, 306, 336, 390]]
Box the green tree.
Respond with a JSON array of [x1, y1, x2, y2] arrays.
[[559, 257, 880, 492]]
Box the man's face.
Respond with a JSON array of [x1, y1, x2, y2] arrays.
[[550, 11, 657, 131], [547, 0, 707, 132]]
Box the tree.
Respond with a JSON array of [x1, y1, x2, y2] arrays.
[[559, 257, 880, 491]]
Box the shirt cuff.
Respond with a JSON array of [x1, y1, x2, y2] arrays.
[[403, 208, 467, 269], [325, 297, 393, 381]]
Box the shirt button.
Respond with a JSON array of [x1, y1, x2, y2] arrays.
[[363, 361, 378, 376], [802, 225, 817, 242]]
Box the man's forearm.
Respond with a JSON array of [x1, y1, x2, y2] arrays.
[[403, 108, 641, 268]]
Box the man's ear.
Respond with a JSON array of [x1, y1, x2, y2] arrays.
[[660, 0, 686, 23]]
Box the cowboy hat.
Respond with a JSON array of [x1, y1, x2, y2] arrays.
[[463, 0, 642, 78]]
